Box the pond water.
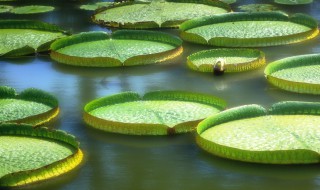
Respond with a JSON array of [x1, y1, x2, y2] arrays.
[[1, 0, 320, 190]]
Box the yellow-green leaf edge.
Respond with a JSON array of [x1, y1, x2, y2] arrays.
[[180, 12, 319, 47], [84, 91, 227, 135], [0, 86, 59, 126], [265, 53, 320, 95], [187, 48, 265, 73], [0, 123, 83, 187], [196, 101, 320, 164]]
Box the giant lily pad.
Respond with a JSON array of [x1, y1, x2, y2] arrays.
[[0, 86, 59, 126], [10, 5, 55, 14], [187, 48, 265, 73], [50, 30, 183, 67], [265, 54, 320, 95], [84, 91, 226, 135], [92, 0, 230, 29], [0, 20, 66, 57], [0, 123, 83, 187], [180, 12, 319, 47], [197, 101, 320, 164], [274, 0, 313, 5]]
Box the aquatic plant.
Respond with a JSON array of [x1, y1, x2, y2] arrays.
[[238, 4, 279, 13], [0, 20, 66, 57], [0, 5, 13, 13], [50, 30, 183, 67], [265, 54, 320, 95], [0, 86, 59, 126], [84, 91, 226, 135], [80, 2, 113, 11], [197, 101, 320, 164], [180, 12, 319, 47], [274, 0, 313, 5], [0, 123, 83, 187], [187, 48, 265, 73], [92, 0, 230, 29], [10, 5, 55, 14]]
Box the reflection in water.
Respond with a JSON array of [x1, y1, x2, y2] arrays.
[[1, 0, 320, 189]]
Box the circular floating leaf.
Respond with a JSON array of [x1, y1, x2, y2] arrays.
[[0, 123, 83, 187], [274, 0, 313, 5], [0, 5, 13, 13], [197, 101, 320, 164], [10, 5, 54, 14], [265, 54, 320, 95], [50, 30, 183, 67], [187, 48, 265, 73], [239, 4, 279, 12], [0, 86, 59, 126], [180, 12, 319, 47], [92, 0, 230, 29], [80, 2, 113, 11], [84, 91, 226, 135], [0, 20, 66, 57]]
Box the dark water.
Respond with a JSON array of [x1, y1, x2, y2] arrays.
[[1, 1, 320, 190]]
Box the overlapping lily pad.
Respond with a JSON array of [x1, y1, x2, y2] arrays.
[[0, 5, 13, 13], [10, 5, 54, 14], [84, 91, 226, 135], [0, 20, 66, 57], [92, 0, 231, 29], [187, 48, 265, 73], [274, 0, 313, 5], [0, 123, 83, 187], [197, 101, 320, 164], [180, 12, 319, 47], [50, 30, 183, 67], [80, 2, 113, 11], [238, 4, 279, 12], [0, 86, 59, 126], [265, 54, 320, 95]]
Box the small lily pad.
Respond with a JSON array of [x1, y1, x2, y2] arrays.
[[80, 2, 113, 11], [265, 54, 320, 95], [0, 123, 83, 187], [10, 5, 54, 14], [274, 0, 313, 5], [0, 86, 59, 126], [0, 5, 13, 13], [197, 101, 320, 164], [50, 30, 183, 67], [239, 4, 279, 12], [187, 48, 265, 73], [92, 0, 230, 29], [180, 12, 319, 47], [0, 20, 66, 57], [84, 91, 226, 135]]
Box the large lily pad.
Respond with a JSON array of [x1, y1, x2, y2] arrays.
[[197, 101, 320, 164], [50, 30, 183, 67], [0, 123, 83, 187], [10, 5, 55, 14], [274, 0, 313, 5], [84, 91, 226, 135], [265, 54, 320, 95], [0, 86, 59, 126], [92, 0, 230, 29], [187, 48, 265, 73], [180, 12, 319, 47], [0, 20, 66, 57]]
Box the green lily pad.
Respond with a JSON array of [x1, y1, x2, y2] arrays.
[[50, 30, 183, 67], [0, 5, 13, 13], [0, 123, 83, 187], [197, 101, 320, 164], [80, 2, 113, 11], [84, 91, 226, 135], [187, 48, 265, 73], [274, 0, 313, 5], [180, 12, 319, 47], [0, 86, 59, 126], [220, 0, 236, 4], [10, 5, 54, 14], [0, 20, 66, 57], [265, 54, 320, 95], [239, 4, 279, 12], [92, 0, 230, 29]]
